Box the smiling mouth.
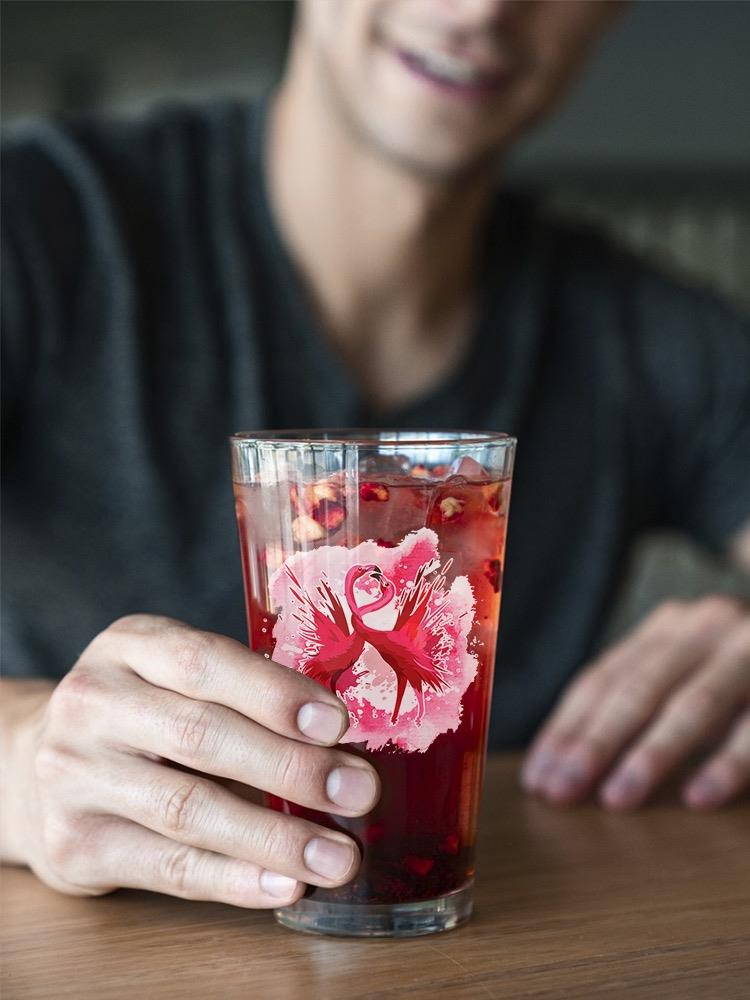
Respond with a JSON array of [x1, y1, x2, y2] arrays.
[[396, 47, 508, 98]]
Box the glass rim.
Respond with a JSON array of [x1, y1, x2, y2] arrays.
[[230, 428, 516, 448]]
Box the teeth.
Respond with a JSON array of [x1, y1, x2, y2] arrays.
[[417, 49, 484, 85]]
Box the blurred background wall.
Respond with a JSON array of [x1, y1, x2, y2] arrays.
[[3, 0, 749, 631]]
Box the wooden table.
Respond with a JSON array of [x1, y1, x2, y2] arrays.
[[2, 755, 749, 1000]]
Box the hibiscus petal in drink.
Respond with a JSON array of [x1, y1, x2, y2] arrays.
[[427, 489, 464, 531], [360, 482, 390, 502], [403, 855, 435, 877], [292, 513, 326, 543], [439, 496, 465, 521], [487, 483, 503, 514], [312, 499, 346, 531], [442, 833, 460, 855], [305, 480, 340, 505], [289, 477, 348, 533]]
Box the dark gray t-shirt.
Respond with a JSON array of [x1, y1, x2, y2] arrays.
[[3, 100, 749, 748]]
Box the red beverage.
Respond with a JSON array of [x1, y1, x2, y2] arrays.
[[233, 457, 510, 910]]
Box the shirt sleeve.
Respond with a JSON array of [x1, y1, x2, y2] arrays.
[[625, 264, 750, 553]]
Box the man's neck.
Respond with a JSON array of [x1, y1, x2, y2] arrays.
[[267, 61, 496, 411]]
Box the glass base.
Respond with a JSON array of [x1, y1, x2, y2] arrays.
[[274, 880, 473, 938]]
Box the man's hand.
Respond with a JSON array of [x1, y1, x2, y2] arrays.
[[2, 615, 379, 907], [521, 596, 750, 810]]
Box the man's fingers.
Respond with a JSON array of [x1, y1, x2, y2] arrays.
[[93, 615, 350, 746], [600, 622, 750, 809], [522, 603, 695, 783], [523, 598, 745, 804], [59, 816, 306, 908], [683, 711, 750, 809], [530, 623, 661, 749], [102, 679, 379, 817], [101, 757, 361, 888], [579, 602, 739, 765], [520, 642, 638, 792]]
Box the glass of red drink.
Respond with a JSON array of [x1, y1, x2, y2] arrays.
[[230, 430, 515, 937]]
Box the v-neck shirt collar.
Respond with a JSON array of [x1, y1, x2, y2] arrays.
[[244, 96, 543, 436]]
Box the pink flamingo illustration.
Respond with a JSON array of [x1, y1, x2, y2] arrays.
[[287, 562, 450, 722], [345, 562, 450, 724]]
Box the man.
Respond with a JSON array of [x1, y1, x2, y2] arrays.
[[2, 0, 749, 910]]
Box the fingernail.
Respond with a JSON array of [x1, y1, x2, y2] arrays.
[[684, 774, 725, 809], [297, 702, 346, 744], [259, 870, 298, 898], [326, 766, 378, 812], [521, 748, 555, 791], [601, 769, 646, 808], [304, 837, 356, 881]]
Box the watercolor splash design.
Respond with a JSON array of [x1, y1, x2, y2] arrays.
[[270, 528, 478, 753]]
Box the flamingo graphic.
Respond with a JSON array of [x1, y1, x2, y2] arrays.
[[345, 562, 451, 724], [285, 567, 368, 694], [287, 561, 451, 723]]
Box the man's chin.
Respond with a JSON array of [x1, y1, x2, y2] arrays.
[[354, 118, 501, 184]]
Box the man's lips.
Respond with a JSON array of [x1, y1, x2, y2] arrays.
[[395, 46, 508, 100]]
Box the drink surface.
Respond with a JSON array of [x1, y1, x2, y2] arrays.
[[234, 460, 510, 905]]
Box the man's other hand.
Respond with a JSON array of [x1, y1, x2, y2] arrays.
[[522, 596, 750, 809], [2, 616, 379, 906]]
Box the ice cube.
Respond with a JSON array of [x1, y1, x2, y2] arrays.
[[447, 456, 490, 481]]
